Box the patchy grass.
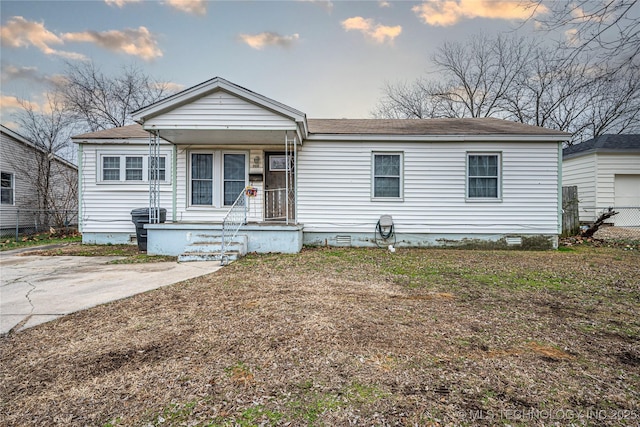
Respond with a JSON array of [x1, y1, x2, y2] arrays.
[[0, 231, 81, 251], [23, 242, 177, 263], [1, 246, 639, 426]]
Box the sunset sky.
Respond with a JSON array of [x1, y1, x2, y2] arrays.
[[1, 0, 566, 125]]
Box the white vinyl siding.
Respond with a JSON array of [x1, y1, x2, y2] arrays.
[[372, 152, 403, 200], [594, 153, 640, 208], [80, 143, 173, 234], [143, 90, 296, 130], [297, 140, 559, 235], [467, 153, 501, 200], [563, 152, 640, 222]]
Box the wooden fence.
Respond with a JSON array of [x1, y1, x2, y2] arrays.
[[562, 186, 580, 237]]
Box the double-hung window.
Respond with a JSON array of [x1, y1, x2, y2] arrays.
[[190, 152, 247, 207], [1, 171, 14, 205], [373, 152, 403, 199], [100, 154, 168, 183], [102, 157, 121, 181], [467, 153, 501, 199], [125, 156, 143, 181]]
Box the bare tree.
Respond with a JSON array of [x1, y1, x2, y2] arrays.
[[373, 33, 640, 144], [59, 61, 173, 132], [532, 0, 640, 67], [11, 91, 78, 226], [431, 34, 535, 118], [374, 34, 536, 120]]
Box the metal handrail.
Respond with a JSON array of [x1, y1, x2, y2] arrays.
[[220, 189, 247, 265]]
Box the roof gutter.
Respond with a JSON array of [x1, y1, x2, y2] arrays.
[[305, 134, 572, 143]]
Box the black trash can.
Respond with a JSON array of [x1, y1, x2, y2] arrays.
[[131, 208, 166, 251]]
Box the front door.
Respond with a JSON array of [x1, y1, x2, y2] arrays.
[[264, 152, 294, 221]]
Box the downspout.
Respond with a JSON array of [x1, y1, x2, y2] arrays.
[[77, 143, 83, 233], [172, 144, 177, 222], [557, 142, 563, 237]]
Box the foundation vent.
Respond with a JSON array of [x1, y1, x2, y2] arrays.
[[335, 235, 352, 246], [505, 236, 523, 246]]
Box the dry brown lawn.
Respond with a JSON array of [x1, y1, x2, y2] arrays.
[[1, 245, 639, 426]]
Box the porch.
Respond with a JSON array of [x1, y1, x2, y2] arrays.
[[145, 222, 304, 260]]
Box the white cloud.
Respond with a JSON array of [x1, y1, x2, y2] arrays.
[[156, 81, 185, 92], [165, 0, 207, 15], [62, 27, 162, 61], [0, 94, 25, 111], [105, 0, 207, 14], [379, 1, 391, 7], [298, 0, 334, 13], [1, 16, 162, 61], [104, 0, 142, 7], [0, 16, 86, 60], [341, 16, 402, 44], [412, 0, 547, 27], [0, 64, 66, 87], [239, 32, 300, 50]]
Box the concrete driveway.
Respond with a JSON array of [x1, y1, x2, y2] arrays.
[[0, 248, 221, 334]]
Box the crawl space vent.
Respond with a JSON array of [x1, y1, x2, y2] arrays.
[[335, 235, 352, 246], [505, 237, 523, 246]]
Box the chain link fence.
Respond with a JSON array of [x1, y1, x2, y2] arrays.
[[580, 207, 640, 228], [0, 209, 78, 241]]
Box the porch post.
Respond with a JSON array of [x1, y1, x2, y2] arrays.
[[285, 132, 289, 225], [148, 130, 161, 223]]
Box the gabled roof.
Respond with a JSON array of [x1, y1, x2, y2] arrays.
[[132, 76, 307, 125], [563, 134, 640, 159], [1, 124, 78, 169]]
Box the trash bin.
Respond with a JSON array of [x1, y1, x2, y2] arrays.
[[131, 208, 166, 251]]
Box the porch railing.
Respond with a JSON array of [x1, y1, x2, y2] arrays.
[[220, 189, 247, 265], [264, 188, 295, 222]]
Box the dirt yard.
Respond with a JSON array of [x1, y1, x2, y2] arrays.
[[1, 245, 639, 426]]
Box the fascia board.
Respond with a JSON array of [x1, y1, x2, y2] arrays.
[[71, 138, 157, 145], [305, 134, 572, 143]]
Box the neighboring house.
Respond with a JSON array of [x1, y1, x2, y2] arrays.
[[72, 77, 570, 258], [0, 125, 78, 235], [563, 135, 640, 226]]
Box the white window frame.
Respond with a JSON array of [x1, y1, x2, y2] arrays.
[[1, 171, 15, 205], [98, 153, 169, 184], [188, 150, 248, 208], [466, 152, 502, 201], [372, 152, 404, 201]]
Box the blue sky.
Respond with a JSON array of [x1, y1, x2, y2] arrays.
[[1, 0, 557, 124]]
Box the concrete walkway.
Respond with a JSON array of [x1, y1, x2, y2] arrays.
[[0, 249, 221, 334]]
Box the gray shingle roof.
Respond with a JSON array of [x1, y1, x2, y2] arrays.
[[307, 117, 570, 136], [563, 134, 640, 159], [72, 118, 571, 141], [72, 124, 149, 140]]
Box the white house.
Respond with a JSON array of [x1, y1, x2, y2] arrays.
[[72, 77, 570, 259], [1, 125, 78, 236], [563, 135, 640, 226]]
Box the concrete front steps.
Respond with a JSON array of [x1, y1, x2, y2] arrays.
[[178, 234, 248, 263]]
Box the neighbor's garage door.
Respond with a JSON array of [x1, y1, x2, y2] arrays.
[[614, 174, 640, 226]]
